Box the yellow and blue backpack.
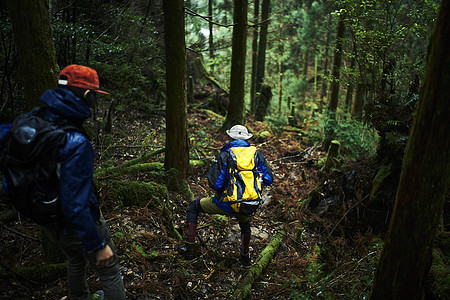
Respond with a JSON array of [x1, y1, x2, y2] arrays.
[[223, 146, 262, 215]]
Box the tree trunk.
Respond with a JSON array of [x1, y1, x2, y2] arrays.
[[371, 1, 450, 298], [278, 58, 282, 114], [345, 42, 356, 113], [255, 84, 272, 121], [222, 0, 248, 130], [249, 0, 260, 112], [302, 49, 309, 77], [320, 15, 332, 102], [324, 14, 345, 151], [253, 0, 270, 114], [5, 0, 58, 110], [208, 0, 214, 60], [328, 15, 345, 112], [353, 83, 365, 120], [162, 0, 191, 197], [321, 140, 340, 173]]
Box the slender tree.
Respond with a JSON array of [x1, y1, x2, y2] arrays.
[[249, 0, 260, 110], [324, 12, 345, 150], [222, 0, 248, 130], [162, 0, 191, 197], [208, 0, 214, 60], [328, 14, 345, 112], [352, 83, 365, 120], [371, 0, 450, 298], [345, 41, 356, 113], [253, 0, 270, 113], [320, 15, 332, 103], [5, 0, 58, 109]]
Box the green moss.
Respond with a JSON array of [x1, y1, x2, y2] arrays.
[[133, 242, 160, 260], [6, 263, 67, 282], [370, 162, 393, 205], [213, 214, 228, 229], [39, 227, 65, 263], [111, 180, 167, 207], [258, 130, 272, 140]]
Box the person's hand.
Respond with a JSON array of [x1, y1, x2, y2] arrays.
[[96, 245, 114, 267]]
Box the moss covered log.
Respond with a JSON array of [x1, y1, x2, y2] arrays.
[[0, 262, 67, 282], [101, 180, 167, 208], [94, 154, 207, 179], [94, 162, 164, 179], [233, 230, 285, 300], [0, 210, 18, 224], [94, 148, 165, 178]]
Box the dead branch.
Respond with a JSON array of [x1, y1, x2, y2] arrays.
[[0, 221, 40, 242]]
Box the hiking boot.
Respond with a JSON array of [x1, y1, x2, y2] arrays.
[[240, 252, 251, 267], [90, 290, 104, 300], [178, 243, 195, 260]]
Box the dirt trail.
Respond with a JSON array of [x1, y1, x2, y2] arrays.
[[1, 105, 375, 299]]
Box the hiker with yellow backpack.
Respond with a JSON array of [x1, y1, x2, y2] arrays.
[[180, 125, 274, 266]]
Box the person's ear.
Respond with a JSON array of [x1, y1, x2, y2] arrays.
[[83, 90, 97, 107]]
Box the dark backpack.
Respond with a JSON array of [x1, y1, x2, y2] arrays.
[[0, 107, 82, 226]]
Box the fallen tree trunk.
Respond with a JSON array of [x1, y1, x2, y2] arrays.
[[233, 230, 285, 300], [0, 210, 18, 224], [94, 148, 165, 178], [94, 151, 208, 179], [0, 261, 67, 282], [94, 162, 164, 179]]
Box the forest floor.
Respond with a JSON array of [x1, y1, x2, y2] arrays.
[[0, 95, 385, 299]]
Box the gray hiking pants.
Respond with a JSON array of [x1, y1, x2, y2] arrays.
[[45, 215, 126, 300]]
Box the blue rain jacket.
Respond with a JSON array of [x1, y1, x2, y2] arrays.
[[1, 88, 106, 254], [212, 139, 274, 213]]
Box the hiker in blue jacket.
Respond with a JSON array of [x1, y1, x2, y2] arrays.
[[0, 65, 125, 300], [180, 125, 274, 266]]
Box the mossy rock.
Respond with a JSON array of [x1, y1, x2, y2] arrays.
[[108, 180, 167, 207]]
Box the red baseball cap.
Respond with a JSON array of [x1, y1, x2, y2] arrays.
[[58, 64, 109, 94]]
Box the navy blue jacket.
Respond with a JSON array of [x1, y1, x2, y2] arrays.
[[1, 88, 106, 254]]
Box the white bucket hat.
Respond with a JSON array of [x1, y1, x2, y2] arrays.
[[226, 125, 253, 140]]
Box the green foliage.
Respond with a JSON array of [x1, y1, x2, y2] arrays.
[[321, 112, 379, 160], [264, 113, 288, 135], [132, 242, 159, 260], [429, 248, 450, 298], [110, 181, 167, 207], [285, 238, 383, 299], [51, 3, 165, 113], [113, 232, 125, 239], [286, 244, 333, 299]]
